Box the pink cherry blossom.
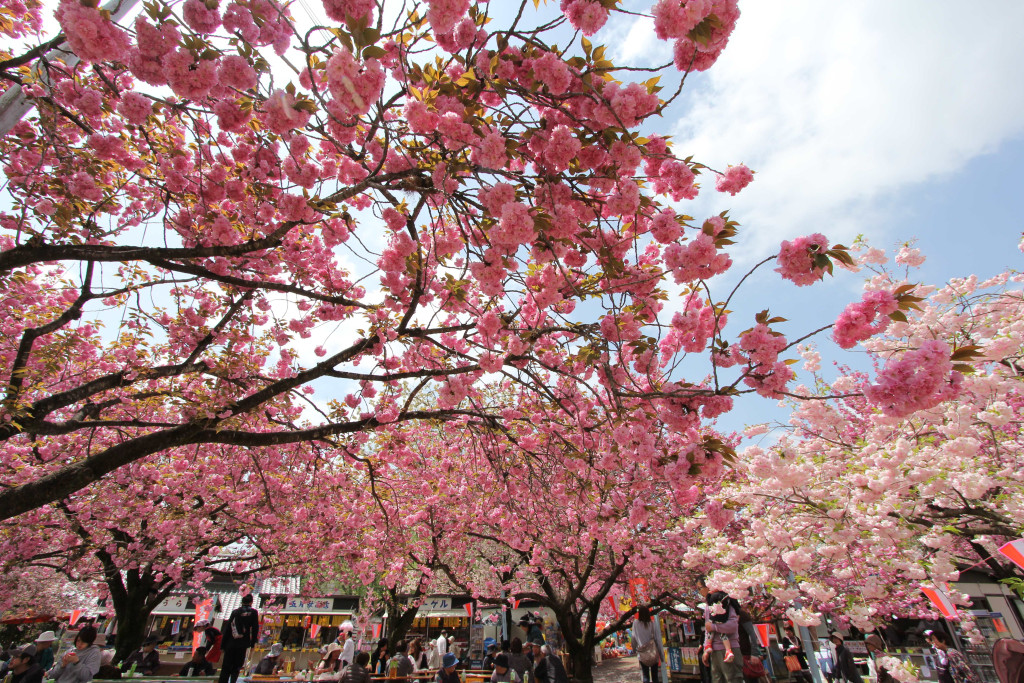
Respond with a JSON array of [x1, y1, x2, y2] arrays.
[[775, 233, 829, 286], [714, 163, 753, 195]]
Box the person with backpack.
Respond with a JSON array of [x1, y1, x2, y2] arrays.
[[218, 594, 260, 683]]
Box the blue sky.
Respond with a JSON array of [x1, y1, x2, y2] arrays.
[[17, 0, 1022, 438], [593, 0, 1024, 435]]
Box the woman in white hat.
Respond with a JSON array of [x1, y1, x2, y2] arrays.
[[33, 632, 57, 672], [253, 644, 284, 675]]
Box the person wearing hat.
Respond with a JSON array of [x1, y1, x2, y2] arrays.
[[122, 637, 161, 676], [489, 654, 520, 683], [828, 633, 862, 683], [864, 635, 893, 683], [193, 620, 223, 666], [253, 644, 284, 675], [435, 653, 460, 683], [482, 644, 498, 672], [33, 632, 57, 672], [315, 642, 342, 677], [179, 646, 215, 677], [9, 644, 43, 683]]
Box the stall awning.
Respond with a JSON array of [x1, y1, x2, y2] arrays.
[[153, 596, 193, 616]]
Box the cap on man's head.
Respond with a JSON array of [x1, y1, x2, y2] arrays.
[[34, 631, 57, 644], [269, 644, 284, 657], [12, 644, 37, 660], [144, 637, 160, 647], [442, 653, 458, 669], [829, 632, 843, 642], [194, 620, 211, 630]]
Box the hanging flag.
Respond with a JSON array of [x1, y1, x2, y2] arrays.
[[628, 578, 650, 605], [193, 599, 215, 654], [464, 603, 474, 619], [372, 623, 382, 639], [921, 585, 959, 619], [512, 599, 522, 609], [755, 624, 771, 649], [310, 624, 321, 639], [997, 539, 1024, 571], [171, 620, 180, 636], [70, 610, 83, 626], [606, 596, 619, 616]]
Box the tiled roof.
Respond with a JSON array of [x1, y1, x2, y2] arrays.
[[214, 591, 262, 619], [257, 577, 302, 595]]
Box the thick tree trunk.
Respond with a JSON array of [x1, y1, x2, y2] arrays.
[[385, 602, 420, 648], [555, 607, 594, 683], [111, 580, 157, 664]]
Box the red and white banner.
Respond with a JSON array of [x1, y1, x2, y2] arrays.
[[998, 539, 1024, 571], [755, 624, 772, 649], [628, 578, 650, 605], [70, 610, 83, 626], [372, 623, 382, 639], [192, 599, 215, 654], [464, 603, 474, 618], [921, 584, 959, 619], [310, 624, 321, 639], [512, 599, 522, 609], [606, 596, 619, 616]]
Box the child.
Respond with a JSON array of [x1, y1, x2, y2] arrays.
[[703, 592, 739, 664]]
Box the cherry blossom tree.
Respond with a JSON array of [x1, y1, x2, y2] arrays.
[[700, 248, 1024, 632], [339, 383, 731, 682], [0, 436, 344, 661], [0, 0, 878, 526]]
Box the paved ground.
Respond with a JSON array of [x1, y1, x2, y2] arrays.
[[592, 656, 642, 683]]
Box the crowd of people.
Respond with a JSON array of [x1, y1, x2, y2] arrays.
[[622, 585, 992, 683], [2, 589, 1003, 683]]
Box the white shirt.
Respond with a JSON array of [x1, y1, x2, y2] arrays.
[[436, 636, 448, 657], [341, 638, 356, 666]]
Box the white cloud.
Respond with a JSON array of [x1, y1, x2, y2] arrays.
[[659, 0, 1024, 259]]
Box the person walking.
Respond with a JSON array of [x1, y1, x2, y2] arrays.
[[702, 593, 743, 683], [339, 625, 356, 670], [436, 632, 449, 660], [49, 625, 102, 683], [634, 606, 665, 683], [218, 593, 260, 683], [828, 634, 862, 683], [928, 631, 981, 683], [864, 636, 894, 683]]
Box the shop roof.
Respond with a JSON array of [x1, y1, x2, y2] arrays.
[[214, 591, 262, 619], [257, 577, 302, 595]]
